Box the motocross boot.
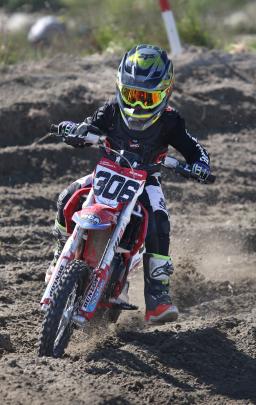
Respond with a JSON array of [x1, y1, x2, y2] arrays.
[[45, 219, 69, 284], [144, 253, 179, 323]]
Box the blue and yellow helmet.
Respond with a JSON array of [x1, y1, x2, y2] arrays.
[[116, 44, 174, 131]]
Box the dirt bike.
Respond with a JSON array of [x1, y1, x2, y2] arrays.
[[38, 126, 215, 357]]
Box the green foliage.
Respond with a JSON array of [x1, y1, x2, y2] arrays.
[[0, 0, 63, 11], [173, 0, 253, 16], [0, 31, 33, 64], [0, 29, 74, 65], [94, 25, 116, 51], [178, 11, 215, 48], [0, 0, 255, 66], [249, 41, 256, 51]]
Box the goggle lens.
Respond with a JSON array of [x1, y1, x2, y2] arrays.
[[121, 87, 164, 109]]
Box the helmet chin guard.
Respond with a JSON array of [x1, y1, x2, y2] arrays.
[[118, 98, 169, 131]]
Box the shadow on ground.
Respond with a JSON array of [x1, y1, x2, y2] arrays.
[[84, 324, 256, 402]]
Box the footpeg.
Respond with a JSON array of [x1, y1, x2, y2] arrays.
[[111, 302, 138, 310]]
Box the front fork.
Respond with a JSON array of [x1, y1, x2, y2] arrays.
[[78, 197, 141, 322], [40, 225, 84, 309]]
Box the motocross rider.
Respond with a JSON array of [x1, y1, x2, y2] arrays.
[[46, 44, 211, 324]]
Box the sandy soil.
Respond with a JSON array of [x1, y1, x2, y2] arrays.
[[0, 47, 255, 404]]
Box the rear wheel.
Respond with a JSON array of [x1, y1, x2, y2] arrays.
[[38, 260, 91, 358]]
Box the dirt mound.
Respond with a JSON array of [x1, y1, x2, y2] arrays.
[[0, 144, 100, 185], [0, 49, 255, 148], [0, 53, 118, 147], [0, 48, 255, 404]]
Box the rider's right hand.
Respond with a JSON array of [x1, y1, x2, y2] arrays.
[[56, 121, 103, 148], [57, 121, 78, 137], [56, 121, 88, 147]]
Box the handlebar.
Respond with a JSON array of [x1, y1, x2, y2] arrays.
[[50, 124, 216, 184], [50, 124, 59, 134], [50, 124, 103, 145]]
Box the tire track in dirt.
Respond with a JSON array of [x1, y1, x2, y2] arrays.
[[0, 48, 255, 404]]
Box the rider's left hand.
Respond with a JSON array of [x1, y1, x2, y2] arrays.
[[191, 161, 211, 183]]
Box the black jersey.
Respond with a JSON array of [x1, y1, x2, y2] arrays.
[[85, 99, 209, 166]]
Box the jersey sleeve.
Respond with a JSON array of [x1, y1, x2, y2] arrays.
[[166, 111, 210, 165], [84, 101, 116, 132]]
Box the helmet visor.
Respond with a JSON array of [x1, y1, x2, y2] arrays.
[[120, 86, 166, 110]]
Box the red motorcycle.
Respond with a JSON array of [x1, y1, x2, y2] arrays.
[[38, 127, 215, 357]]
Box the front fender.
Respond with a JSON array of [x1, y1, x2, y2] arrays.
[[72, 204, 117, 230]]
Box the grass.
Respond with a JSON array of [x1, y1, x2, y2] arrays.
[[0, 0, 62, 11], [0, 0, 255, 66]]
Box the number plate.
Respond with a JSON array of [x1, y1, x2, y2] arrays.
[[93, 158, 147, 206]]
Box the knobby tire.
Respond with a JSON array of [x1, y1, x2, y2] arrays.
[[38, 260, 90, 358]]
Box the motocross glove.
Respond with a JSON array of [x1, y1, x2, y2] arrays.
[[57, 121, 102, 147], [191, 161, 211, 183]]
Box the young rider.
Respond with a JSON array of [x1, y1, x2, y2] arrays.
[[47, 44, 211, 323]]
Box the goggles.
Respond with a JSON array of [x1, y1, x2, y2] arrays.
[[120, 86, 167, 110]]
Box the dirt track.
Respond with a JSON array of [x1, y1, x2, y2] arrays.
[[0, 48, 256, 404]]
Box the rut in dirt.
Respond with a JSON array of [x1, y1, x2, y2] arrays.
[[0, 48, 255, 404]]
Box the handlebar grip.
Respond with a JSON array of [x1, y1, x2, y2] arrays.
[[175, 165, 191, 179], [189, 170, 216, 184], [205, 173, 216, 184], [50, 124, 59, 134], [86, 132, 100, 144]]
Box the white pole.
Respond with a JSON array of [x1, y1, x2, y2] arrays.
[[159, 0, 182, 55]]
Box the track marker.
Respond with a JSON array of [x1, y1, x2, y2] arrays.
[[159, 0, 182, 55]]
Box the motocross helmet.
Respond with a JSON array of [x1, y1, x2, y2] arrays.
[[116, 44, 174, 131]]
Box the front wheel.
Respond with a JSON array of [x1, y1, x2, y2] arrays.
[[38, 260, 90, 358]]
